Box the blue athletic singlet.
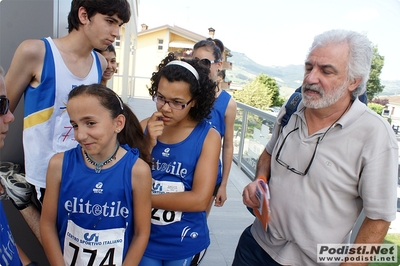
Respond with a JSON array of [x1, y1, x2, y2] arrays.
[[0, 201, 22, 266], [57, 144, 137, 265], [23, 37, 102, 189], [144, 121, 212, 260], [206, 90, 231, 185]]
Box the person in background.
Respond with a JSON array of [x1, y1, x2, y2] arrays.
[[233, 29, 398, 266], [192, 38, 237, 213], [0, 66, 39, 266], [191, 39, 237, 265], [139, 53, 221, 266], [4, 0, 131, 243], [95, 44, 117, 86], [216, 69, 226, 89], [40, 84, 152, 265]]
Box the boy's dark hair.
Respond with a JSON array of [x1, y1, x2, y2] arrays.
[[148, 53, 216, 122], [68, 0, 131, 33], [68, 83, 150, 165]]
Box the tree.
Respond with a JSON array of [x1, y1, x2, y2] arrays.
[[366, 45, 385, 101], [233, 73, 284, 111], [368, 102, 384, 116]]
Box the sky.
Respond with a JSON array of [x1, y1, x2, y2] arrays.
[[138, 0, 400, 81]]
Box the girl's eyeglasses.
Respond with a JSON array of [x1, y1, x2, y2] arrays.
[[152, 95, 193, 110], [0, 96, 10, 115]]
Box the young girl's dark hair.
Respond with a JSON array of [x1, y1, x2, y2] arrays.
[[148, 53, 216, 121], [68, 0, 131, 33], [193, 38, 225, 61], [94, 44, 116, 55], [68, 84, 151, 165]]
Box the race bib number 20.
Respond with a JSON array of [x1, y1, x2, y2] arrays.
[[63, 220, 125, 266]]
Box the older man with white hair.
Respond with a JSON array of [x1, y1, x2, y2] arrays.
[[233, 29, 398, 266]]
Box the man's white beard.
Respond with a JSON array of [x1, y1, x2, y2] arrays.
[[302, 81, 348, 109]]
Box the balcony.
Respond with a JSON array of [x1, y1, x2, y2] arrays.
[[222, 61, 232, 70], [168, 47, 193, 60], [219, 81, 231, 90]]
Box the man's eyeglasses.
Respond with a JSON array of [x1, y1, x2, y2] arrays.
[[0, 96, 10, 115], [152, 95, 193, 110], [195, 57, 221, 68], [275, 127, 321, 176]]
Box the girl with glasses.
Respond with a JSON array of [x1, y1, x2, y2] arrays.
[[40, 84, 152, 265], [139, 53, 221, 266], [193, 39, 237, 222]]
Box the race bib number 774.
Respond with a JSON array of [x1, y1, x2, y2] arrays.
[[63, 220, 125, 266]]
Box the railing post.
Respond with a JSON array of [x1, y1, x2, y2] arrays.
[[234, 102, 277, 178], [237, 109, 248, 170]]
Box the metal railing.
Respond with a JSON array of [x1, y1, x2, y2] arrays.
[[233, 102, 277, 180]]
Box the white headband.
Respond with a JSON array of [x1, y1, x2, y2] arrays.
[[166, 60, 199, 80], [115, 94, 124, 110]]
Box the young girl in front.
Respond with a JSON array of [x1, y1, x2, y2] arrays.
[[139, 53, 221, 266], [40, 84, 152, 266]]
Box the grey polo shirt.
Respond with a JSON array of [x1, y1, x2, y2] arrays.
[[251, 98, 398, 265]]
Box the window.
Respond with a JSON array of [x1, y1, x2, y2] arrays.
[[115, 63, 119, 74], [115, 36, 121, 47], [157, 39, 164, 51]]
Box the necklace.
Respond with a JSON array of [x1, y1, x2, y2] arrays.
[[84, 143, 120, 173]]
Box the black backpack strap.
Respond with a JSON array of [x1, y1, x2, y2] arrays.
[[281, 86, 302, 127], [358, 91, 368, 105]]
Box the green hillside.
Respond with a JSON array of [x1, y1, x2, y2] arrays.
[[378, 80, 400, 96], [227, 51, 398, 99]]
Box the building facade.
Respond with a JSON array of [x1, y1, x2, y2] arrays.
[[131, 24, 233, 97]]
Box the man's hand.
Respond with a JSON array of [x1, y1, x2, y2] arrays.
[[242, 181, 260, 209]]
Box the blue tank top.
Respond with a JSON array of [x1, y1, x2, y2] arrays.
[[208, 90, 231, 137], [144, 121, 212, 260], [0, 202, 22, 266], [206, 90, 231, 185], [57, 144, 138, 264]]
